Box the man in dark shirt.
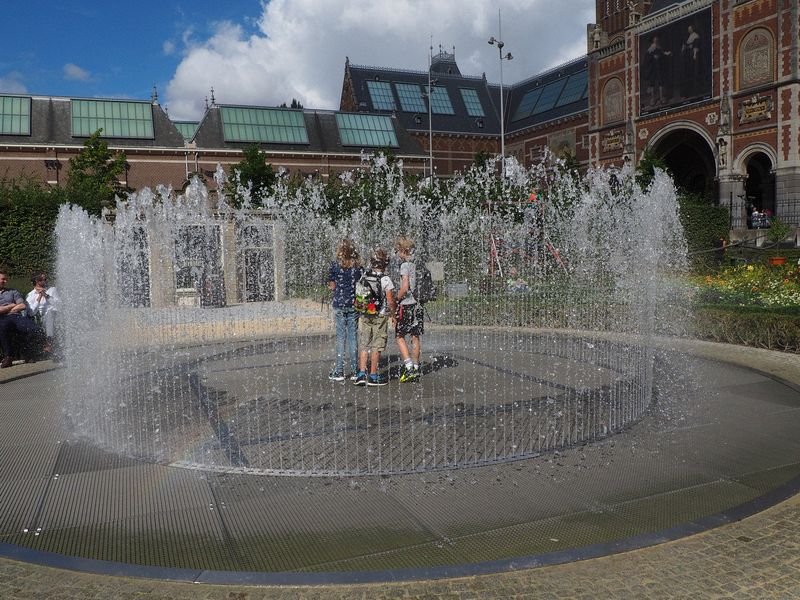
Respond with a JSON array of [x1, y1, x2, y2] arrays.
[[0, 268, 41, 368]]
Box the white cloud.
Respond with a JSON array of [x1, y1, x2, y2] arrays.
[[0, 72, 27, 94], [163, 40, 176, 56], [63, 63, 90, 81], [165, 0, 595, 120]]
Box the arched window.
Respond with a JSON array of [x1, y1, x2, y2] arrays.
[[602, 78, 624, 125], [739, 28, 774, 90]]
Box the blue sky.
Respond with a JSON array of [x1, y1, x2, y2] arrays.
[[3, 1, 595, 120]]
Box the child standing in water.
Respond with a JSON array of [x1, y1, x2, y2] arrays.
[[353, 248, 396, 386], [394, 236, 423, 382], [327, 239, 362, 381]]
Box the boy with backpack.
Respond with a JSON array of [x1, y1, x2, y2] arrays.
[[352, 248, 396, 387], [393, 236, 436, 382]]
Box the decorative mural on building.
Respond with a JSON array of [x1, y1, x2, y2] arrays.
[[603, 78, 624, 124], [739, 28, 774, 90], [639, 8, 712, 115]]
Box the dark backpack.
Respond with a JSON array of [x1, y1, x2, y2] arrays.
[[413, 261, 437, 304], [354, 271, 383, 315]]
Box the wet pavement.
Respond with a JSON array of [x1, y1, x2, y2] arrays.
[[0, 337, 798, 599]]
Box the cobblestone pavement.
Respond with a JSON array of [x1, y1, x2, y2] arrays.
[[1, 339, 798, 599]]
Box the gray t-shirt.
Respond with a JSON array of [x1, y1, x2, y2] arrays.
[[0, 288, 24, 309], [399, 261, 416, 306]]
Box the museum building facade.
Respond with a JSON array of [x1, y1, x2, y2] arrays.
[[341, 0, 800, 241], [0, 0, 798, 242]]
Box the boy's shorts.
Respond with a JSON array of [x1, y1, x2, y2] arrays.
[[359, 315, 389, 352], [395, 303, 424, 337]]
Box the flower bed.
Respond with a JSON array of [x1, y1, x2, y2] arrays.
[[691, 263, 800, 307], [690, 263, 800, 352]]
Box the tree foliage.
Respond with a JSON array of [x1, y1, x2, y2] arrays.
[[678, 191, 729, 271], [227, 145, 277, 207], [0, 177, 66, 278], [65, 130, 129, 215], [635, 149, 670, 190], [278, 99, 304, 109]]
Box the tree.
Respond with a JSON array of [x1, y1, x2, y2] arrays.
[[227, 144, 277, 206], [635, 149, 669, 190], [65, 130, 129, 215], [0, 176, 66, 278], [278, 98, 304, 109]]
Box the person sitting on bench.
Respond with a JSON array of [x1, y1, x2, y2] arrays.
[[0, 267, 42, 368]]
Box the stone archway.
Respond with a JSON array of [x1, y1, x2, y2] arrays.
[[743, 152, 775, 217], [648, 126, 717, 200]]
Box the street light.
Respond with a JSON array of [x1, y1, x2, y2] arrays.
[[488, 11, 513, 179], [422, 46, 438, 181]]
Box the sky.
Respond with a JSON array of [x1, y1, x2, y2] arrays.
[[3, 0, 595, 121]]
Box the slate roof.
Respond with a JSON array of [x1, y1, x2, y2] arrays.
[[192, 105, 426, 157], [345, 53, 588, 138], [504, 57, 589, 133], [347, 62, 501, 137], [0, 93, 425, 158], [0, 95, 185, 149]]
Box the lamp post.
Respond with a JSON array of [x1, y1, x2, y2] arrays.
[[488, 10, 513, 179], [423, 45, 437, 181]]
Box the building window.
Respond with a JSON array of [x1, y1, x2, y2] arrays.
[[220, 107, 309, 144], [336, 113, 399, 148], [71, 99, 154, 139], [0, 95, 31, 135], [366, 80, 396, 111], [459, 88, 485, 117], [739, 28, 774, 90], [395, 83, 426, 112], [602, 78, 624, 124], [428, 86, 455, 115]]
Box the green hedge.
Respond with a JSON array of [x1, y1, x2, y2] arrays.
[[0, 179, 66, 279], [678, 193, 729, 271], [691, 305, 800, 352]]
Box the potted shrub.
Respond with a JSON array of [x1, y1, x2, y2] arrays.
[[766, 217, 792, 265]]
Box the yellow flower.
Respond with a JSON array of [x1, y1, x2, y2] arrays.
[[747, 265, 754, 271]]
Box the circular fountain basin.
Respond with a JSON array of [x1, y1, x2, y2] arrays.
[[0, 338, 798, 583], [72, 328, 654, 476]]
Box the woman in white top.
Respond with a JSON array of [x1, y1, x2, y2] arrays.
[[26, 273, 59, 350]]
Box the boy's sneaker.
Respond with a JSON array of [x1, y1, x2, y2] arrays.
[[367, 373, 388, 387], [328, 370, 345, 382], [349, 373, 360, 381], [399, 365, 419, 382], [352, 371, 368, 386]]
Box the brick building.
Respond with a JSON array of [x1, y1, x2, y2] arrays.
[[0, 92, 427, 193], [341, 0, 800, 242], [2, 0, 798, 242], [590, 0, 800, 242]]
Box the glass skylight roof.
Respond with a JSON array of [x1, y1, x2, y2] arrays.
[[511, 88, 542, 122], [366, 80, 396, 111], [555, 71, 588, 107], [336, 113, 398, 148], [71, 99, 154, 138], [220, 107, 309, 144], [429, 86, 455, 115], [395, 83, 426, 112], [531, 79, 567, 115], [0, 95, 31, 135], [173, 121, 199, 140], [460, 88, 485, 117]]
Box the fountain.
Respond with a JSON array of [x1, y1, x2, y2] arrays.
[[54, 155, 688, 476], [0, 152, 789, 580]]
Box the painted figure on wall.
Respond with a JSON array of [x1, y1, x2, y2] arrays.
[[680, 24, 703, 98], [643, 34, 672, 108]]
